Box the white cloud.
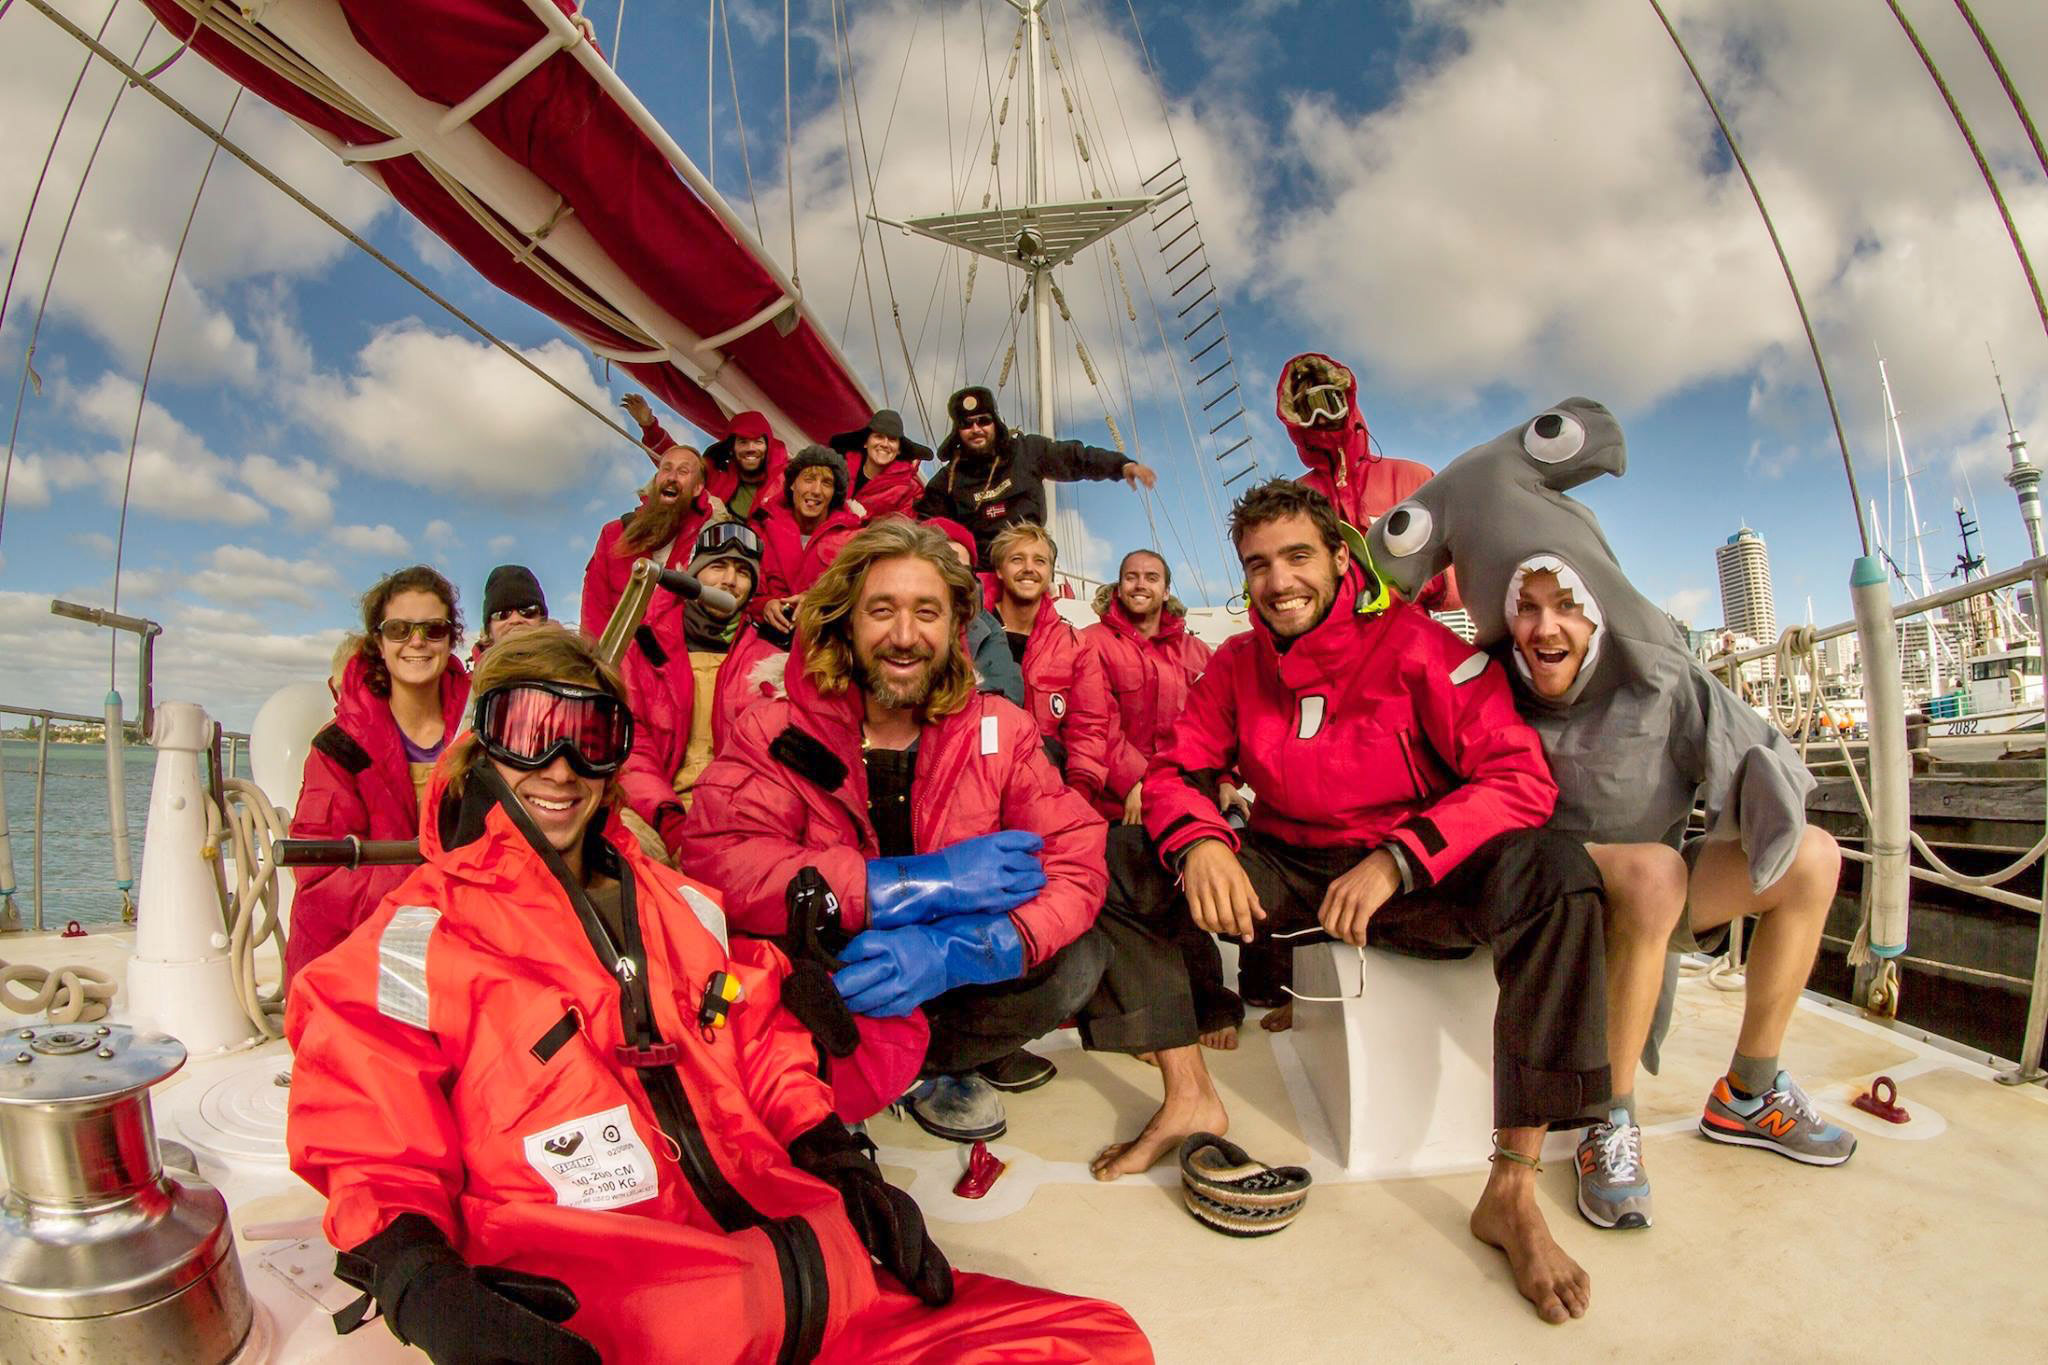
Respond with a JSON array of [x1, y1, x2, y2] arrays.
[[487, 533, 517, 553], [42, 373, 269, 523], [423, 518, 458, 549], [1251, 0, 2048, 456], [68, 530, 114, 555], [0, 3, 388, 385], [288, 322, 621, 499], [327, 522, 411, 556], [184, 544, 341, 608], [240, 454, 336, 528], [1664, 587, 1711, 626], [3, 454, 54, 509]]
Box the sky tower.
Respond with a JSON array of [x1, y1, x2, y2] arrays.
[[1993, 349, 2045, 561]]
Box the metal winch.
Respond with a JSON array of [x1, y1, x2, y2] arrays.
[[0, 1023, 253, 1362]]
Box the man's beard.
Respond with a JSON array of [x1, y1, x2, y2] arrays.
[[860, 647, 940, 710], [621, 488, 688, 554]]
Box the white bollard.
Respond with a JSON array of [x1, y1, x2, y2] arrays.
[[1851, 556, 1909, 957], [125, 702, 260, 1056]]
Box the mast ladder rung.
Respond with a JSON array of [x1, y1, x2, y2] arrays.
[[1196, 359, 1231, 387], [1170, 263, 1211, 297], [1158, 221, 1198, 256], [1208, 408, 1244, 436], [1214, 436, 1252, 462], [1142, 158, 1182, 185], [1148, 191, 1190, 225], [1183, 309, 1220, 341], [1201, 381, 1239, 411], [1166, 243, 1204, 277], [1188, 333, 1226, 366], [1222, 462, 1257, 487], [1177, 285, 1216, 319]]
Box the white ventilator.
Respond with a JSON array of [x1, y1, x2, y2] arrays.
[[124, 703, 263, 1056], [249, 679, 336, 940]]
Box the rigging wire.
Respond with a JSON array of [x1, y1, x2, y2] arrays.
[[110, 88, 244, 684], [717, 0, 765, 244], [825, 0, 890, 406], [1, 14, 159, 555], [18, 0, 644, 459], [1647, 0, 1869, 558], [1884, 0, 2048, 344], [783, 0, 797, 286], [609, 0, 626, 73], [1950, 0, 2047, 182]]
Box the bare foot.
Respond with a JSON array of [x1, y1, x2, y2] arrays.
[[1134, 1051, 1159, 1068], [1468, 1171, 1590, 1324], [1199, 1025, 1239, 1051], [1090, 1047, 1227, 1181], [1259, 1001, 1293, 1033]]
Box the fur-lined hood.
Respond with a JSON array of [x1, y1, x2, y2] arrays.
[[1091, 581, 1187, 620]]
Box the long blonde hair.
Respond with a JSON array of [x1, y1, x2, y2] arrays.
[[797, 517, 979, 719], [444, 624, 626, 798]]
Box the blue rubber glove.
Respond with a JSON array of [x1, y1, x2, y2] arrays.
[[832, 915, 1025, 1018], [864, 831, 1045, 929]]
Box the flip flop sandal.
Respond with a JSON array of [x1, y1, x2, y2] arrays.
[[1178, 1133, 1312, 1237]]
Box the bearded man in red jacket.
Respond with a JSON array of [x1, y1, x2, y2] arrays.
[[1086, 480, 1610, 1327], [681, 519, 1115, 1143], [579, 441, 721, 638]]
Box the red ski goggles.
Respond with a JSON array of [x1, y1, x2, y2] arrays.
[[475, 682, 634, 779]]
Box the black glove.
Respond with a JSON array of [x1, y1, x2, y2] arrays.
[[335, 1213, 601, 1365], [788, 1117, 954, 1306]]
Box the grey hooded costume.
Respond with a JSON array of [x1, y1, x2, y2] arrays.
[[1365, 400, 1813, 1066]]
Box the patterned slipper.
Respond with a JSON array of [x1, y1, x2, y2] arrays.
[[1178, 1133, 1312, 1237]]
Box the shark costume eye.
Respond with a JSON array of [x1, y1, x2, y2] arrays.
[[1380, 503, 1433, 558], [1523, 410, 1586, 464]]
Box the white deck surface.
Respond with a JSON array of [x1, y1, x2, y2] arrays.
[[6, 926, 2047, 1362]]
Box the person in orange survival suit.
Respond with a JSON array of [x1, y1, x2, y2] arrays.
[[285, 626, 1153, 1365]]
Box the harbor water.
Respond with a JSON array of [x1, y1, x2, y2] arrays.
[[1, 737, 251, 931]]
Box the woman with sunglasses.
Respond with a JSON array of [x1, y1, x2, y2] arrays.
[[285, 564, 470, 984], [286, 625, 1149, 1364]]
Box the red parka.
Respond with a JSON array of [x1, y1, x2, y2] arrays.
[[644, 409, 790, 513], [1275, 353, 1460, 610], [287, 778, 1148, 1364], [848, 457, 924, 521], [579, 488, 720, 640], [680, 639, 1108, 1118], [285, 651, 469, 983], [711, 621, 791, 756], [756, 497, 868, 603], [990, 591, 1116, 806], [1142, 570, 1555, 887], [616, 598, 695, 838], [1082, 593, 1213, 817]]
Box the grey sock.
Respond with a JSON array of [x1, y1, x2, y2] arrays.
[[1609, 1092, 1637, 1124], [1728, 1052, 1779, 1098]]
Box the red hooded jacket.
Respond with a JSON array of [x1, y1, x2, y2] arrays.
[[1141, 571, 1554, 887], [1082, 595, 1213, 816], [1275, 353, 1460, 610], [579, 489, 720, 640], [756, 497, 868, 603], [285, 651, 469, 983], [712, 620, 792, 756], [287, 775, 1148, 1364], [848, 457, 924, 521], [615, 596, 695, 839], [644, 410, 789, 515], [680, 640, 1108, 1118], [1000, 595, 1116, 805]]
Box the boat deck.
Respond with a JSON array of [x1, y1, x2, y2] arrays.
[[7, 928, 2046, 1361]]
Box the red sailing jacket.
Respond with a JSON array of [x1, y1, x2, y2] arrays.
[[756, 497, 868, 603], [286, 776, 1149, 1364], [285, 652, 469, 983], [1275, 354, 1460, 610], [712, 621, 791, 756], [578, 489, 719, 639], [848, 458, 923, 521], [1082, 596, 1213, 816], [643, 409, 789, 513], [988, 590, 1116, 806], [1141, 571, 1554, 887], [680, 640, 1108, 1117], [616, 596, 695, 837]]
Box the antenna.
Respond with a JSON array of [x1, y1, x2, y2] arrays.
[[1990, 343, 2045, 560]]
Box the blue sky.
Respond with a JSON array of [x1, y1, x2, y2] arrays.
[[2, 0, 2046, 728]]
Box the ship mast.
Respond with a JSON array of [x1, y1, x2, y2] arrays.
[[1880, 354, 1947, 696]]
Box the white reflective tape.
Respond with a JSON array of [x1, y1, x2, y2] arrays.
[[981, 714, 999, 755], [375, 906, 440, 1031], [1450, 651, 1489, 686], [1297, 695, 1327, 740], [679, 883, 729, 952]]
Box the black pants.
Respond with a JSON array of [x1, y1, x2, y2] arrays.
[[919, 928, 1109, 1077], [1083, 825, 1612, 1130]]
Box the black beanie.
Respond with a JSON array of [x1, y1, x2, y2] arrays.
[[482, 565, 547, 621], [785, 443, 848, 508], [947, 386, 999, 429]]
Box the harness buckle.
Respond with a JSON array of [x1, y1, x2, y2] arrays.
[[613, 1042, 679, 1068]]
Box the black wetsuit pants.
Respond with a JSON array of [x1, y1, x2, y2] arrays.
[[918, 929, 1109, 1077], [1080, 824, 1613, 1130]]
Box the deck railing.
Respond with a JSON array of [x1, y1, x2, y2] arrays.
[[0, 703, 249, 933], [1706, 554, 2048, 1086]]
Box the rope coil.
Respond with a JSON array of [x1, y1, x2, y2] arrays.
[[0, 960, 117, 1024]]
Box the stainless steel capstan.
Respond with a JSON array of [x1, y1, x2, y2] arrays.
[[0, 1022, 253, 1362]]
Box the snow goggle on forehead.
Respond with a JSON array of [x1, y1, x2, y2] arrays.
[[475, 681, 634, 779], [694, 519, 762, 558]]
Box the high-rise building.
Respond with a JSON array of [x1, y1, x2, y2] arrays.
[[1716, 526, 1778, 643]]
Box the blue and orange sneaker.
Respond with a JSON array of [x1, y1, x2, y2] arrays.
[[1574, 1107, 1652, 1229], [1700, 1071, 1857, 1166]]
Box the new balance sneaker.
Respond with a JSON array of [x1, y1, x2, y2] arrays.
[[903, 1073, 1007, 1143], [1700, 1071, 1858, 1166], [1574, 1108, 1652, 1229]]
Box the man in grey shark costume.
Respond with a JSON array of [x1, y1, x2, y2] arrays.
[[1368, 398, 1856, 1232]]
